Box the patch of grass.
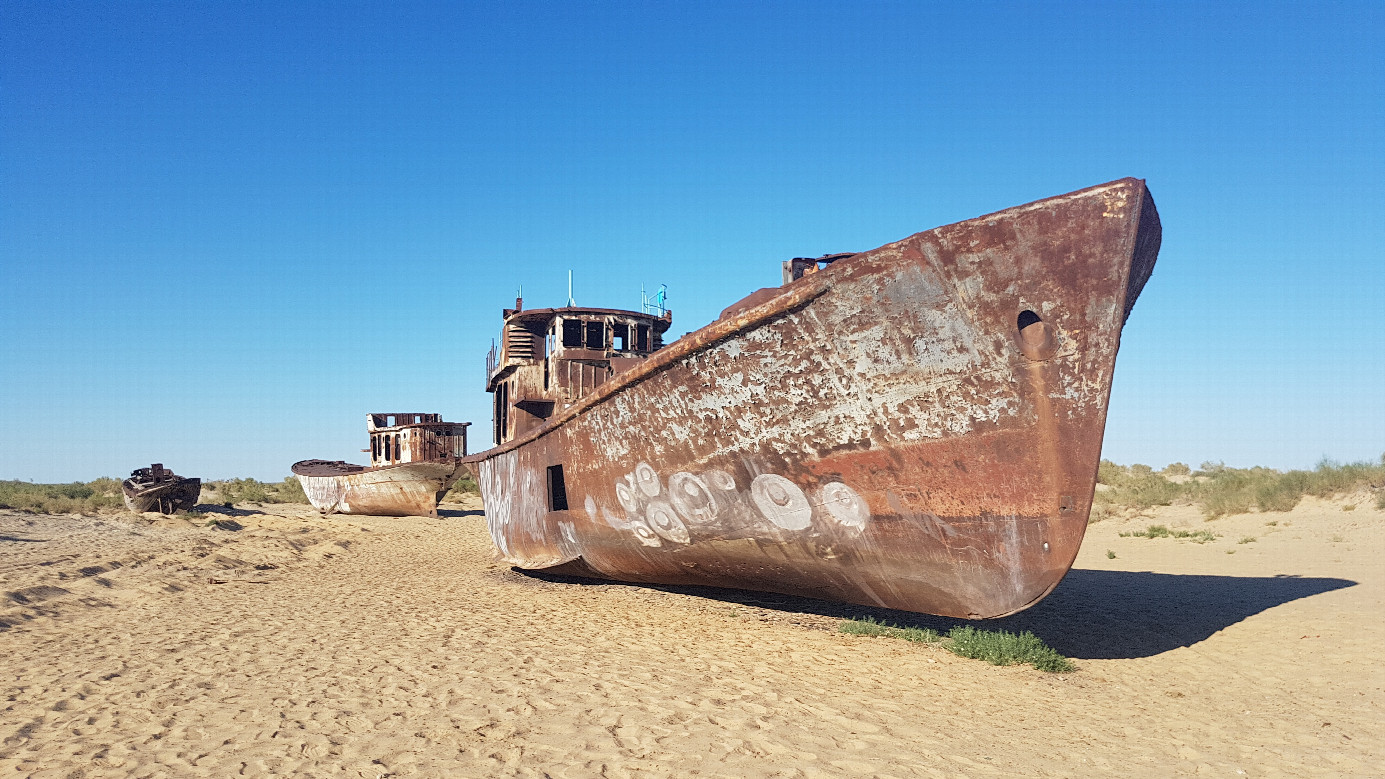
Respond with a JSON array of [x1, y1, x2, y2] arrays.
[[1162, 462, 1191, 476], [1330, 534, 1345, 543], [0, 479, 125, 514], [1238, 536, 1256, 544], [1264, 520, 1278, 526], [1118, 525, 1219, 543], [839, 618, 1074, 672], [1105, 549, 1116, 559], [1377, 491, 1385, 510], [1342, 504, 1356, 512], [839, 616, 941, 644], [946, 626, 1076, 673]]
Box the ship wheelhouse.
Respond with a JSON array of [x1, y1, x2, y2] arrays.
[[365, 413, 470, 468], [484, 300, 672, 445]]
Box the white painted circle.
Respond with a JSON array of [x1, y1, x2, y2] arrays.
[[615, 482, 641, 514], [629, 517, 662, 547], [705, 469, 737, 492], [818, 482, 870, 530], [645, 499, 691, 544], [749, 474, 813, 531], [634, 462, 661, 497], [668, 472, 718, 524]]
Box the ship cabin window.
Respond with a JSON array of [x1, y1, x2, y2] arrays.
[[584, 321, 605, 350], [636, 324, 650, 352], [562, 318, 583, 348], [393, 434, 401, 462], [546, 464, 569, 511], [613, 323, 629, 351], [372, 435, 379, 460]]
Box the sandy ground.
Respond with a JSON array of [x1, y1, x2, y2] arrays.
[[1, 493, 1381, 777]]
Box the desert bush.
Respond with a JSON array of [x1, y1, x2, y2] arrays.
[[0, 479, 125, 514], [1163, 462, 1191, 476], [213, 477, 308, 505], [275, 476, 307, 503], [1196, 461, 1227, 476], [839, 618, 1074, 672], [839, 616, 941, 644], [1118, 525, 1218, 543], [1096, 460, 1125, 485], [1093, 465, 1183, 510], [1088, 457, 1385, 519], [446, 472, 481, 500], [946, 626, 1075, 672]]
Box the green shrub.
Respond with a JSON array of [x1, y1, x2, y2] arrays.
[[839, 617, 940, 644], [1118, 525, 1218, 543], [1093, 467, 1182, 510], [0, 479, 125, 514], [839, 619, 1074, 672], [946, 626, 1075, 672], [212, 477, 308, 505], [446, 472, 481, 499], [275, 476, 307, 503], [1096, 460, 1125, 485]]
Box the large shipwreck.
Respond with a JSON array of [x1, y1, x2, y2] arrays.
[[468, 178, 1160, 619], [293, 414, 471, 517]]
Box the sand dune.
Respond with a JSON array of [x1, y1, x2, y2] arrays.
[[1, 495, 1380, 777]]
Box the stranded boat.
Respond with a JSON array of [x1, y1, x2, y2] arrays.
[[293, 413, 471, 517], [122, 464, 201, 514], [467, 178, 1161, 619]]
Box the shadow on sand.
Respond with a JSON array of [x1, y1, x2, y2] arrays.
[[519, 568, 1356, 660], [193, 503, 268, 518], [437, 508, 486, 519]]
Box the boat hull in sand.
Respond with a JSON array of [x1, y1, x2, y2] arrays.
[[122, 479, 201, 514], [293, 461, 462, 517], [469, 178, 1161, 619]]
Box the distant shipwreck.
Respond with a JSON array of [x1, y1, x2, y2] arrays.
[[122, 464, 201, 514], [466, 178, 1161, 619], [293, 414, 471, 517]]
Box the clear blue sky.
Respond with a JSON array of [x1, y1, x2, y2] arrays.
[[2, 1, 1382, 482]]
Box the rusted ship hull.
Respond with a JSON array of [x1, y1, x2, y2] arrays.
[[122, 478, 201, 514], [471, 178, 1160, 618], [292, 460, 462, 517]]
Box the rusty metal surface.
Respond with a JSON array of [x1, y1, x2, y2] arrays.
[[467, 178, 1161, 619], [122, 464, 201, 514], [292, 413, 471, 517]]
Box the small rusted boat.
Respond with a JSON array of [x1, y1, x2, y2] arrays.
[[468, 178, 1160, 619], [122, 464, 201, 514], [293, 413, 471, 517]]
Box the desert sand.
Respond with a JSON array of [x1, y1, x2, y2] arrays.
[[1, 493, 1381, 777]]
